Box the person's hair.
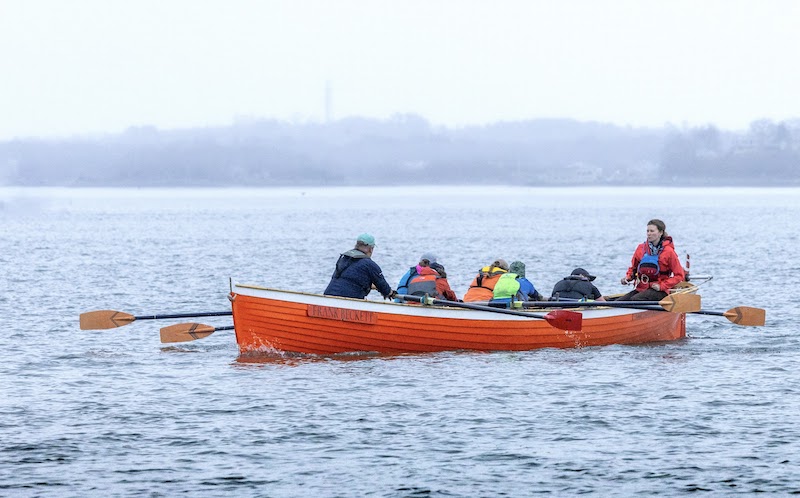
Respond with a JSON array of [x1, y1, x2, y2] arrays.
[[490, 259, 509, 271], [355, 241, 373, 251], [647, 219, 669, 239], [419, 259, 431, 267]]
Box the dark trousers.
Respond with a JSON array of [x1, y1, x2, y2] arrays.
[[615, 289, 668, 301]]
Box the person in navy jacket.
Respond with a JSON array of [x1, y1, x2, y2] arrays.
[[324, 233, 396, 300], [551, 268, 604, 301]]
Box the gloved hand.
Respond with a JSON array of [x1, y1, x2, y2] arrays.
[[621, 277, 632, 285], [386, 290, 398, 300]]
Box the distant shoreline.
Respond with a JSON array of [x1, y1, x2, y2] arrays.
[[2, 116, 798, 187]]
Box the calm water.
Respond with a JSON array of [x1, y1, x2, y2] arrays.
[[1, 186, 799, 496]]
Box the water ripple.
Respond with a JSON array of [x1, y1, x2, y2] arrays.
[[2, 187, 800, 495]]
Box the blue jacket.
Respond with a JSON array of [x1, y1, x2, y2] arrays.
[[394, 266, 417, 302], [517, 277, 541, 301], [324, 249, 393, 299]]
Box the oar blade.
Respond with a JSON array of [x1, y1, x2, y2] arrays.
[[160, 323, 217, 343], [544, 309, 583, 331], [80, 310, 135, 330], [723, 307, 766, 327], [660, 293, 701, 313]]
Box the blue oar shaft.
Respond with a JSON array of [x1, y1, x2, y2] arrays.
[[397, 294, 550, 319], [134, 311, 231, 320]]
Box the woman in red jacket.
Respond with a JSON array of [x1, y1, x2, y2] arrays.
[[616, 219, 685, 301]]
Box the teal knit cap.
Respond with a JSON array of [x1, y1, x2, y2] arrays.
[[509, 261, 526, 278]]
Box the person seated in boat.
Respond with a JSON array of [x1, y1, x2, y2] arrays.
[[396, 252, 438, 298], [324, 233, 397, 300], [551, 267, 604, 301], [611, 218, 685, 302], [463, 259, 509, 302], [488, 261, 543, 307], [401, 256, 459, 302], [429, 262, 459, 301], [489, 271, 520, 307], [509, 261, 543, 301]]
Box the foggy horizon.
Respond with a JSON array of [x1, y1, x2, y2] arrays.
[[2, 114, 798, 188], [2, 112, 795, 143], [3, 1, 798, 186]]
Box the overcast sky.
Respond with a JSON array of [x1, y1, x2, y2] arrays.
[[1, 0, 798, 140]]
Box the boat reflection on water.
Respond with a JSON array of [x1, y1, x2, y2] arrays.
[[233, 348, 431, 366]]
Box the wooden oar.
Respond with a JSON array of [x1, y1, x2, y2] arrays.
[[396, 294, 582, 331], [80, 309, 231, 330], [580, 304, 764, 326], [690, 306, 766, 326], [522, 293, 701, 313], [160, 323, 234, 343]]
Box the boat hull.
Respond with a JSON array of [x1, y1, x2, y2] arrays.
[[230, 284, 687, 355]]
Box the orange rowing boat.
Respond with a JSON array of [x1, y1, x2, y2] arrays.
[[80, 281, 767, 354], [228, 282, 696, 355]]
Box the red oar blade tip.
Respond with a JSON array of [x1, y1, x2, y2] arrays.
[[545, 309, 583, 331]]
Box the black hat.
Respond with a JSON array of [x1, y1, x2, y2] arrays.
[[431, 262, 447, 278], [571, 267, 596, 281]]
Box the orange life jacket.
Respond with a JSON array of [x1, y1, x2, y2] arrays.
[[463, 267, 507, 302]]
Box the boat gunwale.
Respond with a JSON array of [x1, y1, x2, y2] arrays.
[[231, 282, 667, 320]]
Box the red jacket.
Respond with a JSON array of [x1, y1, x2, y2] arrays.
[[625, 236, 685, 293]]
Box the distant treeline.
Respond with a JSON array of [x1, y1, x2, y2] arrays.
[[1, 115, 799, 186]]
